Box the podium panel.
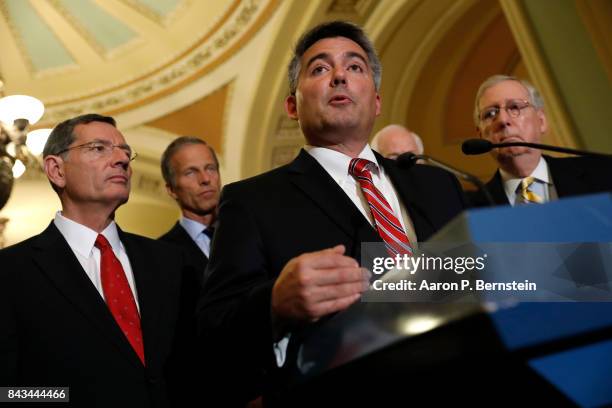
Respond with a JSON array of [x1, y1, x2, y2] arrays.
[[281, 194, 612, 406]]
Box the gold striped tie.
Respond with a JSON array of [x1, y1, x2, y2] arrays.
[[520, 176, 544, 204]]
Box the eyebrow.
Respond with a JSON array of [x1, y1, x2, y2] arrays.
[[304, 51, 369, 71]]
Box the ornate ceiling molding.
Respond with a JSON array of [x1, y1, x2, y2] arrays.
[[41, 0, 279, 126]]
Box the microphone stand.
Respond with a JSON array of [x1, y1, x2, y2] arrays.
[[492, 142, 612, 158], [399, 153, 495, 206], [463, 138, 612, 158]]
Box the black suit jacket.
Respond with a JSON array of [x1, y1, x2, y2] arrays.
[[468, 155, 612, 207], [159, 221, 208, 287], [0, 223, 199, 407], [197, 149, 467, 401]]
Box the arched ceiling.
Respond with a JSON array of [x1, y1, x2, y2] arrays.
[[0, 0, 277, 125]]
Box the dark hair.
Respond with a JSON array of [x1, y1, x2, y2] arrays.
[[43, 113, 116, 158], [287, 20, 381, 95], [161, 136, 219, 188]]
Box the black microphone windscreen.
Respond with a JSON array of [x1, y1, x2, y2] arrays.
[[396, 152, 418, 169], [462, 139, 493, 155]]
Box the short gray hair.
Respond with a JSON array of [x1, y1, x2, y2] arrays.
[[161, 136, 219, 188], [287, 20, 382, 95], [43, 113, 116, 158], [473, 75, 544, 126]]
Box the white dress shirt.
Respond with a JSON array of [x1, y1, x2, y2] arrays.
[[53, 212, 140, 311], [500, 156, 557, 206], [304, 144, 417, 243], [179, 216, 213, 257]]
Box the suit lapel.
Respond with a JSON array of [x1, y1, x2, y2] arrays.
[[119, 230, 164, 369], [32, 223, 143, 368], [170, 222, 209, 264], [486, 171, 510, 205], [287, 150, 379, 249], [545, 156, 590, 197]]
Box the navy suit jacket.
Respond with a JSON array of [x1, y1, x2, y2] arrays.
[[159, 221, 208, 287], [197, 149, 468, 401]]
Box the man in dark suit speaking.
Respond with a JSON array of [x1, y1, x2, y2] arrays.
[[198, 21, 467, 403], [468, 75, 612, 207], [0, 114, 198, 407]]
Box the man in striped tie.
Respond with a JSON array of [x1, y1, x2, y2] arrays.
[[199, 20, 467, 405]]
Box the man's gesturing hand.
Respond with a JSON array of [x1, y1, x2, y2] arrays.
[[271, 245, 370, 324]]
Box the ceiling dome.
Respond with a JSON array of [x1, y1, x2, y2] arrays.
[[0, 0, 276, 125]]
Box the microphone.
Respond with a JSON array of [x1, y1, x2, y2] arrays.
[[462, 138, 612, 158], [397, 152, 495, 206]]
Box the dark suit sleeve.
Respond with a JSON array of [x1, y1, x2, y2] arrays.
[[0, 248, 18, 385], [197, 184, 272, 402]]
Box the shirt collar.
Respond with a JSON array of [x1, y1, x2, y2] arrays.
[[53, 211, 121, 257], [500, 156, 550, 196], [304, 144, 381, 181], [179, 216, 210, 241]]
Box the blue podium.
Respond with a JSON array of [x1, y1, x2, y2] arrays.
[[283, 194, 612, 407]]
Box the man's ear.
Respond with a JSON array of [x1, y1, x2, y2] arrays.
[[537, 109, 548, 135], [166, 183, 178, 201], [476, 126, 483, 138], [375, 93, 381, 116], [284, 94, 298, 120], [44, 156, 66, 189]]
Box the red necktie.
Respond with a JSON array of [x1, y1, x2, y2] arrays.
[[349, 158, 414, 256], [95, 234, 145, 365]]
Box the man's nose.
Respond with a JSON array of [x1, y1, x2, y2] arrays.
[[492, 108, 512, 130], [197, 170, 211, 184], [331, 68, 347, 87], [111, 147, 130, 169]]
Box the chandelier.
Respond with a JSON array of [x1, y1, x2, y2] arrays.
[[0, 79, 52, 245]]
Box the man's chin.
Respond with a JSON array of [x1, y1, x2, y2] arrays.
[[496, 146, 530, 159]]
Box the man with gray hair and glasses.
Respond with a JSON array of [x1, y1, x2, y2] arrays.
[[0, 113, 201, 406], [469, 74, 612, 207]]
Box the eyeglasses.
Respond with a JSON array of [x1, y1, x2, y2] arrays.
[[479, 99, 533, 124], [57, 140, 137, 161]]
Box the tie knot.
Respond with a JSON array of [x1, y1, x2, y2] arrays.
[[349, 158, 376, 177], [203, 227, 214, 240], [521, 176, 536, 190], [94, 234, 112, 251]]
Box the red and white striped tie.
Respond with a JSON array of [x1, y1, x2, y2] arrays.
[[349, 158, 414, 256]]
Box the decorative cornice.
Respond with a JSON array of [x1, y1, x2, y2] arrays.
[[42, 0, 279, 126]]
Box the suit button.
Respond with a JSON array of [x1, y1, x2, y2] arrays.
[[147, 375, 159, 384]]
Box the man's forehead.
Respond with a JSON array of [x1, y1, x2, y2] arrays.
[[74, 121, 123, 140], [479, 80, 529, 107], [302, 36, 368, 61], [175, 143, 213, 160]]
